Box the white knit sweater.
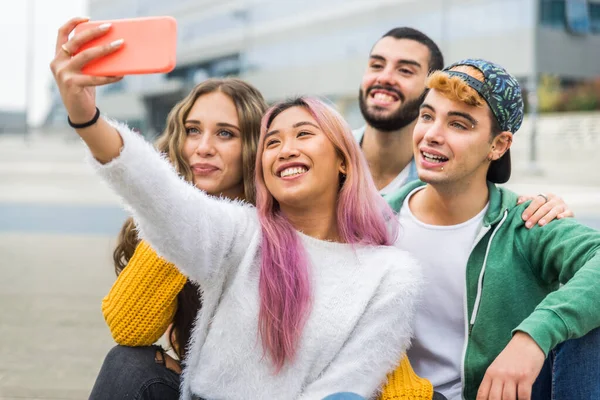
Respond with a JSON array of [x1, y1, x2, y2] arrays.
[[89, 121, 422, 400]]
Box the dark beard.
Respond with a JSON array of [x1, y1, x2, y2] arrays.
[[359, 87, 426, 132]]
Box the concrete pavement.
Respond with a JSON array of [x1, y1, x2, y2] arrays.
[[0, 130, 598, 399]]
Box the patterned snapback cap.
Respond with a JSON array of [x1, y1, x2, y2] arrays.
[[442, 59, 524, 183]]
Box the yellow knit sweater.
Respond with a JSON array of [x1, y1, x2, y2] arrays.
[[379, 357, 434, 400], [102, 241, 433, 399], [102, 240, 187, 346]]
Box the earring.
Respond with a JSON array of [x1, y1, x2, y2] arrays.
[[488, 154, 494, 161]]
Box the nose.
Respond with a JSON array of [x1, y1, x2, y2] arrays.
[[375, 65, 396, 87], [422, 120, 445, 146], [194, 133, 216, 157], [277, 138, 300, 160]]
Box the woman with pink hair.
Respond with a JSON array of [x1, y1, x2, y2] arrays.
[[51, 18, 422, 400]]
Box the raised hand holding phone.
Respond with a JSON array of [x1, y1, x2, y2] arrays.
[[49, 16, 124, 125], [49, 16, 178, 162]]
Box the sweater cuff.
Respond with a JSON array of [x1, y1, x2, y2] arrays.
[[513, 309, 570, 356], [85, 118, 145, 172]]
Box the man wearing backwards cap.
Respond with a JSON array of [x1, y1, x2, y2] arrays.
[[383, 59, 600, 400]]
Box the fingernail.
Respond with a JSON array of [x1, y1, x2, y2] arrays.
[[98, 23, 112, 31], [522, 214, 529, 220], [526, 221, 532, 228], [539, 219, 546, 226], [110, 39, 124, 47]]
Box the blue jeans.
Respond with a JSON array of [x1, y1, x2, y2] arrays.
[[89, 345, 180, 400], [531, 326, 600, 400], [322, 394, 365, 400]]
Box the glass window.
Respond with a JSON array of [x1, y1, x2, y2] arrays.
[[565, 0, 591, 34], [540, 0, 567, 28], [590, 2, 600, 32]]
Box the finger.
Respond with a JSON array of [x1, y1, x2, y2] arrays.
[[55, 16, 90, 55], [476, 375, 493, 400], [517, 381, 532, 400], [70, 75, 124, 87], [521, 196, 547, 225], [536, 207, 560, 227], [517, 196, 534, 205], [502, 380, 517, 400], [558, 209, 575, 219], [70, 39, 124, 71], [64, 22, 112, 56], [489, 380, 504, 400], [525, 202, 554, 228]]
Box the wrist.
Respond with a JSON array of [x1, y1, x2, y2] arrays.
[[68, 107, 101, 129], [513, 331, 544, 355]]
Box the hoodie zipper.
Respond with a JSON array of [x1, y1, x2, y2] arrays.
[[460, 209, 508, 399]]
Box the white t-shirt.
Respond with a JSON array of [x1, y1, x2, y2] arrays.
[[396, 187, 488, 400]]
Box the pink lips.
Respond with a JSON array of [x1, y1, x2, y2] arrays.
[[191, 163, 219, 176]]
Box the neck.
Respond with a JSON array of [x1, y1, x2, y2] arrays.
[[217, 186, 245, 202], [281, 203, 341, 242], [362, 121, 416, 191], [410, 177, 489, 226]]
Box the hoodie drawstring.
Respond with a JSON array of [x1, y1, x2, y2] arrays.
[[468, 209, 509, 333]]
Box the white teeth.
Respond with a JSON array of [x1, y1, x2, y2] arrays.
[[280, 166, 308, 177], [422, 151, 448, 163], [373, 92, 396, 102]]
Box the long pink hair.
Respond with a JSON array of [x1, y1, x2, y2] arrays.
[[254, 97, 399, 371]]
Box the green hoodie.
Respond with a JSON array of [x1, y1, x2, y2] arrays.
[[385, 180, 600, 400]]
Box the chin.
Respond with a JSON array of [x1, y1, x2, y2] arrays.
[[272, 190, 311, 209], [417, 171, 447, 185]]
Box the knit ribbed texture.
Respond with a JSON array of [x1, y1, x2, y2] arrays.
[[379, 357, 434, 400], [102, 240, 187, 346]]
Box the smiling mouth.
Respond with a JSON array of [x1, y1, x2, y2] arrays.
[[279, 166, 308, 178], [422, 151, 449, 164], [371, 92, 399, 103]]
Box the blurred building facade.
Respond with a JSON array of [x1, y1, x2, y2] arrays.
[[0, 110, 27, 134], [46, 0, 600, 137]]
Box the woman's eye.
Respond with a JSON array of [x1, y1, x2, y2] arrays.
[[185, 127, 200, 135], [266, 139, 279, 147], [297, 131, 312, 138], [217, 130, 234, 138]]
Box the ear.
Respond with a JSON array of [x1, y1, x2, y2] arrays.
[[338, 158, 347, 175], [489, 131, 513, 161]]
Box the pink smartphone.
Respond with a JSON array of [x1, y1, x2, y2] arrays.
[[73, 16, 177, 76]]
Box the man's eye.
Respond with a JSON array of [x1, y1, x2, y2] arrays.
[[450, 122, 468, 130]]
